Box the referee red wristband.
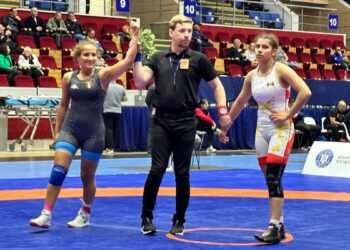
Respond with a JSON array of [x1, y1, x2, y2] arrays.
[[218, 106, 228, 117]]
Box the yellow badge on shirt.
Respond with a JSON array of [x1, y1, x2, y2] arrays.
[[180, 59, 189, 69]]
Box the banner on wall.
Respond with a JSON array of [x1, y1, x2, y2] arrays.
[[302, 141, 350, 178]]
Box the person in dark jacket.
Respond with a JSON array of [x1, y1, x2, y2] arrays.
[[24, 7, 49, 47], [65, 12, 86, 41], [191, 23, 213, 52]]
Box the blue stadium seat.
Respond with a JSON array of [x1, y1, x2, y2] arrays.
[[25, 0, 37, 8], [235, 1, 244, 9], [270, 13, 283, 29], [39, 1, 51, 10], [248, 11, 261, 26], [53, 0, 67, 11]]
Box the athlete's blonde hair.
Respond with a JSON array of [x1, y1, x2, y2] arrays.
[[72, 40, 98, 63], [169, 15, 193, 30]]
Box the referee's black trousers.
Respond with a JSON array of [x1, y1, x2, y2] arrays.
[[141, 115, 196, 223]]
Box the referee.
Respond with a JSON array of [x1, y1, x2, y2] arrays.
[[133, 15, 231, 235]]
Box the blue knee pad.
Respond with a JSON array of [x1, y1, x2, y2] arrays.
[[49, 166, 67, 186]]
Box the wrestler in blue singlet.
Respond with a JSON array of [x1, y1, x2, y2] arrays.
[[56, 69, 106, 160]]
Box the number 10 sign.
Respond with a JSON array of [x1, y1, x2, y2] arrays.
[[184, 1, 196, 18]]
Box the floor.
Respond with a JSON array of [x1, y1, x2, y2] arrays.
[[1, 150, 349, 249]]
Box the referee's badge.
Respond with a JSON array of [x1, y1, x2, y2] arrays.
[[180, 59, 189, 69]]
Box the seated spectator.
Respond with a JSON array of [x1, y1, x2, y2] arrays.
[[191, 22, 213, 52], [2, 7, 32, 37], [226, 39, 251, 66], [243, 42, 257, 65], [24, 7, 49, 47], [86, 28, 111, 58], [323, 100, 347, 141], [115, 24, 131, 44], [46, 11, 72, 48], [65, 12, 86, 41], [95, 48, 106, 69], [289, 99, 321, 150], [0, 24, 17, 51], [18, 46, 43, 87], [0, 43, 22, 86], [276, 48, 298, 68], [331, 46, 349, 71], [195, 99, 220, 153]]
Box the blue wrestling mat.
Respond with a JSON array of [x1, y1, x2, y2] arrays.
[[0, 153, 349, 249]]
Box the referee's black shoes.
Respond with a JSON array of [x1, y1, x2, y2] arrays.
[[169, 219, 184, 235], [254, 223, 281, 244], [141, 217, 156, 235]]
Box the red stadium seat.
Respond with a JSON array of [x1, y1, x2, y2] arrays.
[[299, 52, 313, 71], [307, 68, 322, 80], [336, 69, 350, 80], [83, 22, 98, 33], [227, 64, 243, 77], [244, 65, 257, 75], [14, 75, 35, 87], [39, 37, 57, 50], [116, 79, 124, 86], [319, 39, 332, 56], [314, 53, 328, 72], [61, 38, 77, 56], [322, 69, 337, 80], [306, 38, 319, 49], [62, 56, 79, 70], [279, 36, 291, 52], [101, 24, 119, 40], [202, 31, 215, 42], [217, 32, 231, 43], [38, 76, 58, 88], [105, 57, 119, 66], [293, 68, 306, 79], [101, 40, 119, 56], [292, 37, 305, 54], [333, 40, 346, 50], [0, 74, 9, 86], [39, 55, 58, 69], [247, 34, 257, 44], [286, 52, 299, 63], [17, 35, 37, 49]]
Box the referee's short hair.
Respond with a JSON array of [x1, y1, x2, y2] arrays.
[[169, 15, 193, 30]]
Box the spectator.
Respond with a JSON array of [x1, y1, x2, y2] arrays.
[[24, 7, 49, 47], [86, 29, 111, 58], [95, 48, 106, 69], [195, 99, 220, 153], [17, 46, 43, 87], [2, 7, 32, 37], [289, 99, 321, 150], [244, 42, 257, 65], [115, 24, 131, 44], [65, 12, 86, 41], [331, 46, 349, 71], [0, 24, 17, 51], [46, 11, 72, 49], [226, 38, 251, 66], [103, 82, 128, 153], [0, 43, 22, 86], [191, 22, 213, 52], [276, 48, 298, 68], [323, 100, 347, 141]]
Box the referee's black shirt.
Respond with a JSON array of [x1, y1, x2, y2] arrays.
[[145, 48, 217, 114]]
